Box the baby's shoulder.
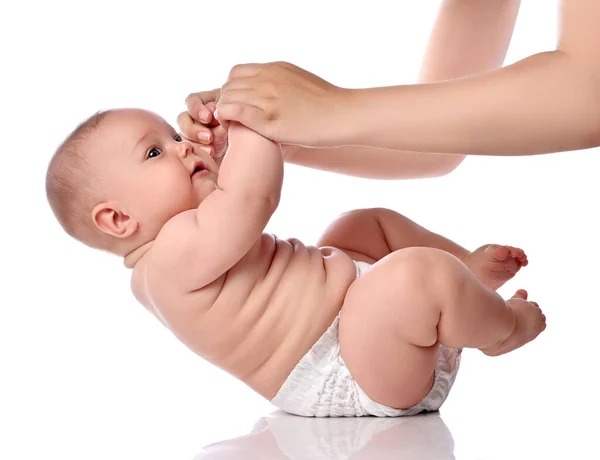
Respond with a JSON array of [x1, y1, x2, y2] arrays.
[[159, 208, 197, 237], [144, 208, 228, 293], [151, 208, 195, 255]]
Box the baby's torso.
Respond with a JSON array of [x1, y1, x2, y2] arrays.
[[132, 233, 357, 399]]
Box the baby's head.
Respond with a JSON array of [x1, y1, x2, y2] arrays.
[[46, 108, 220, 256]]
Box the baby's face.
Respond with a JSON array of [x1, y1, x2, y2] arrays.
[[89, 109, 220, 237]]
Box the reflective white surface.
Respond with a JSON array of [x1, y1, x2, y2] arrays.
[[195, 411, 455, 460], [191, 399, 599, 460]]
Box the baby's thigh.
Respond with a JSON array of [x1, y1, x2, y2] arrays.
[[339, 249, 441, 410]]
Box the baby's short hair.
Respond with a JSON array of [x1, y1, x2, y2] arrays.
[[46, 110, 113, 251]]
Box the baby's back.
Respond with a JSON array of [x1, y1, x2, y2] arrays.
[[133, 233, 357, 399]]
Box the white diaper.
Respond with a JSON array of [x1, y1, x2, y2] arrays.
[[270, 261, 462, 417]]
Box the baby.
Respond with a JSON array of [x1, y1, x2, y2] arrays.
[[46, 108, 546, 417]]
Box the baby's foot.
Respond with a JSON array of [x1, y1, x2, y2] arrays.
[[481, 290, 546, 357], [463, 244, 528, 291]]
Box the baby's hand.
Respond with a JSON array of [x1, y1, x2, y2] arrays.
[[178, 90, 229, 158]]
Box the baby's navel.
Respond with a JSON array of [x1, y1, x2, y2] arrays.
[[321, 247, 334, 257]]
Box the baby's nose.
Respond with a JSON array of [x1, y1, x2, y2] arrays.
[[175, 140, 192, 158]]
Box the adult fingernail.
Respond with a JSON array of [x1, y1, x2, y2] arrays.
[[198, 131, 210, 142], [199, 110, 210, 123]]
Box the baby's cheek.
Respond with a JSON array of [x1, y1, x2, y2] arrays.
[[168, 177, 199, 210], [140, 177, 186, 214]]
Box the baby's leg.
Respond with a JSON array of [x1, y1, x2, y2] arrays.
[[318, 208, 526, 291], [339, 247, 545, 410], [318, 207, 469, 261]]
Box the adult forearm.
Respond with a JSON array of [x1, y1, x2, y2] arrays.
[[283, 145, 462, 179], [344, 50, 600, 155], [285, 0, 521, 178]]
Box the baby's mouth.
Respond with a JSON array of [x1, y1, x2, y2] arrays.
[[191, 161, 208, 178]]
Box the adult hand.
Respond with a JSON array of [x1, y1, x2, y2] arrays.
[[215, 61, 349, 147], [178, 89, 229, 158]]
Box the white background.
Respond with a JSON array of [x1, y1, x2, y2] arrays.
[[2, 1, 599, 459]]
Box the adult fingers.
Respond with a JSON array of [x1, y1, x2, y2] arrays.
[[185, 88, 221, 124], [177, 111, 213, 144], [227, 63, 264, 80], [215, 101, 269, 135], [221, 76, 267, 93], [185, 137, 215, 157]]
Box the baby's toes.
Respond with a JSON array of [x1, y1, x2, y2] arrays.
[[505, 258, 521, 275], [507, 247, 529, 266], [516, 252, 528, 266], [507, 246, 524, 259], [489, 245, 510, 261], [515, 289, 528, 299]]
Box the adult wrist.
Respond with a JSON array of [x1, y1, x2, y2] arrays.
[[328, 87, 366, 147]]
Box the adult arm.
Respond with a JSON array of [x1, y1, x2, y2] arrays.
[[285, 0, 521, 178], [219, 0, 600, 156]]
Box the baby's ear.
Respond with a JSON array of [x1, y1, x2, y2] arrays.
[[92, 201, 138, 238]]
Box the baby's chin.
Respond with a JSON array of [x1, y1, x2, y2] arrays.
[[143, 178, 219, 228]]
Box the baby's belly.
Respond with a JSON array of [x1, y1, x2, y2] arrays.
[[201, 234, 357, 399]]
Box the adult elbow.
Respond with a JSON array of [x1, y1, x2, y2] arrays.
[[563, 53, 600, 150], [584, 100, 600, 150], [424, 155, 466, 178], [569, 98, 600, 151], [581, 122, 600, 151], [382, 154, 466, 180]]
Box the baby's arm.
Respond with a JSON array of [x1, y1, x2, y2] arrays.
[[153, 122, 282, 292]]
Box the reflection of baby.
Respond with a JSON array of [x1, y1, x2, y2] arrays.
[[46, 108, 546, 417], [194, 412, 455, 460]]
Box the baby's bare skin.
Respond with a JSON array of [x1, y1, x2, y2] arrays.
[[127, 210, 542, 403], [77, 109, 544, 409], [129, 235, 356, 398]]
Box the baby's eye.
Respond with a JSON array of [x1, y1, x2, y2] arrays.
[[174, 134, 183, 142], [147, 147, 162, 159]]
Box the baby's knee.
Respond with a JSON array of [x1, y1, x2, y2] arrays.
[[334, 207, 388, 223], [376, 248, 456, 345], [389, 247, 465, 298]]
